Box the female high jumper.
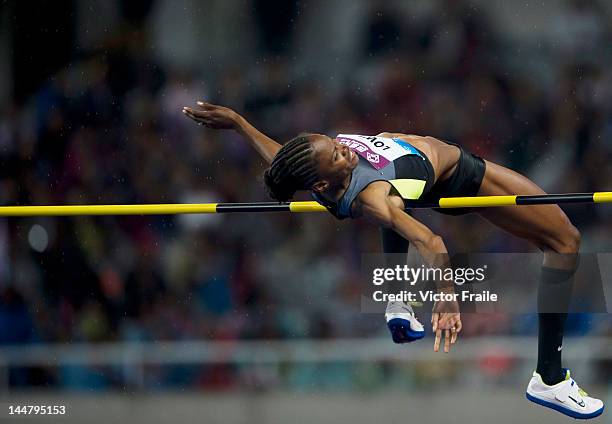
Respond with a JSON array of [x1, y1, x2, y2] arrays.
[[182, 101, 604, 420]]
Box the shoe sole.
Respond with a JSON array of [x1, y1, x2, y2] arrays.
[[526, 392, 605, 419], [387, 318, 425, 344]]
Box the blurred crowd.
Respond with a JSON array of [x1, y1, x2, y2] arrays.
[[1, 0, 612, 389]]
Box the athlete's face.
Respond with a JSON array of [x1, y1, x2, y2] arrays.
[[309, 134, 359, 193]]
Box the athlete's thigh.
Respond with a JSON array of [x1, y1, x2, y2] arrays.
[[476, 160, 574, 249]]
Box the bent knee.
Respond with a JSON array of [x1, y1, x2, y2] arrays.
[[549, 221, 581, 254]]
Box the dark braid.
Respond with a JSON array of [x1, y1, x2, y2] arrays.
[[264, 135, 319, 202]]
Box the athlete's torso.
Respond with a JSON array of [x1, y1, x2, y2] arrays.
[[313, 133, 459, 219]]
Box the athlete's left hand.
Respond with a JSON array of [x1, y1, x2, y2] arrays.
[[431, 300, 462, 353]]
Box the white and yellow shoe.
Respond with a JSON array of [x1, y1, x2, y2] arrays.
[[526, 370, 604, 419]]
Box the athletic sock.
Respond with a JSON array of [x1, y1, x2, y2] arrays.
[[536, 266, 575, 386]]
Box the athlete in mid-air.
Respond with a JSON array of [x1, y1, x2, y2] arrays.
[[182, 100, 604, 419]]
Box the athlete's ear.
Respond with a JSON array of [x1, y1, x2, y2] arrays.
[[312, 180, 329, 193]]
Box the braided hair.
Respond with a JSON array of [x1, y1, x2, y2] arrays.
[[264, 135, 320, 202]]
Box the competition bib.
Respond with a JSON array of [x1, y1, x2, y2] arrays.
[[336, 134, 424, 170]]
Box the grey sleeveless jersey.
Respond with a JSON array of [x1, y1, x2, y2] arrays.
[[336, 156, 396, 217], [312, 134, 434, 219]]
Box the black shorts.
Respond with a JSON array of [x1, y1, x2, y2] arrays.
[[419, 141, 486, 215]]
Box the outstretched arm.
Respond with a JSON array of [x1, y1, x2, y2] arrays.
[[183, 101, 280, 164], [360, 187, 462, 353]]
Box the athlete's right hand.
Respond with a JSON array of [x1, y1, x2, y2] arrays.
[[182, 101, 239, 130], [431, 299, 461, 353]]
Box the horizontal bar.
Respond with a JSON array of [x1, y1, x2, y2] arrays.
[[0, 192, 609, 216], [516, 193, 594, 205], [0, 203, 219, 216], [216, 203, 292, 213], [408, 192, 610, 209], [594, 192, 612, 203], [436, 195, 518, 208]]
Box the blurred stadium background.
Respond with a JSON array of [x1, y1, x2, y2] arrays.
[[0, 0, 611, 422]]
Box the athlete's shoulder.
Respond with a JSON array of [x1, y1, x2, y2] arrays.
[[356, 181, 400, 225], [356, 181, 393, 209]]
